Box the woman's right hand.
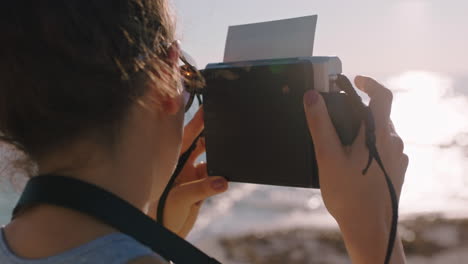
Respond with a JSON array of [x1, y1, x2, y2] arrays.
[[303, 76, 408, 264]]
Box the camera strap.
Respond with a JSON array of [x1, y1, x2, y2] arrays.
[[337, 75, 399, 264], [12, 174, 221, 264]]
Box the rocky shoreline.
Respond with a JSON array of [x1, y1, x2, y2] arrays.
[[218, 214, 468, 264]]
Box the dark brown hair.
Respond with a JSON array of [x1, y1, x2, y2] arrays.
[[0, 0, 177, 160]]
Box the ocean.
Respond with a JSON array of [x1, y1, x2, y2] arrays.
[[1, 71, 468, 260]]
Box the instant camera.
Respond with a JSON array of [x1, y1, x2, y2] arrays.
[[202, 17, 361, 188]]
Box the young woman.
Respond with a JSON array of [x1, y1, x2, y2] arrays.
[[0, 1, 408, 263]]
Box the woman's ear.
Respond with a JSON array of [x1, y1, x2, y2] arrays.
[[166, 41, 180, 66], [156, 42, 184, 115]]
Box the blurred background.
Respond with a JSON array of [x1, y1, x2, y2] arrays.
[[1, 0, 468, 263], [175, 0, 468, 263]]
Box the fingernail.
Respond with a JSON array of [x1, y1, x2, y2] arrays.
[[354, 75, 368, 88], [305, 90, 319, 106], [211, 178, 227, 191]]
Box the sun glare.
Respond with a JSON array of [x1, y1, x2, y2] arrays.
[[387, 71, 466, 145], [387, 71, 468, 214]]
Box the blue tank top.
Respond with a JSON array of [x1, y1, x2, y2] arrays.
[[0, 228, 167, 264]]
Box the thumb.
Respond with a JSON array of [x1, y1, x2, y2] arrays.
[[170, 176, 228, 206], [303, 90, 343, 162]]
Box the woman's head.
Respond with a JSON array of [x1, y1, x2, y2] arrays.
[[0, 0, 183, 170]]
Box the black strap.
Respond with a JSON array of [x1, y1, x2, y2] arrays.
[[363, 108, 399, 264], [337, 75, 399, 264], [13, 175, 221, 264]]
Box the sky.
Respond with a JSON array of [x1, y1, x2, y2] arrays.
[[172, 0, 468, 79]]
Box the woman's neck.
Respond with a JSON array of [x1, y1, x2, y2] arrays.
[[36, 136, 159, 211], [4, 140, 159, 259], [4, 103, 174, 259]]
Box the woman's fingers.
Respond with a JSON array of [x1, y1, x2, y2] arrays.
[[169, 176, 228, 207], [354, 76, 393, 134], [181, 107, 204, 154], [401, 154, 409, 176], [180, 161, 208, 184], [389, 120, 397, 134], [175, 139, 207, 184], [187, 137, 206, 166], [177, 204, 203, 238], [194, 161, 208, 180], [303, 90, 344, 163], [391, 134, 405, 155]]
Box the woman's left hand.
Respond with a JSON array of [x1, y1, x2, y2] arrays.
[[150, 107, 228, 238]]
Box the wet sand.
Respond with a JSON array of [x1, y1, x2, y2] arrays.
[[196, 213, 468, 264]]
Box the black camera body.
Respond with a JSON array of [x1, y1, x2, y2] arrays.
[[202, 57, 362, 188]]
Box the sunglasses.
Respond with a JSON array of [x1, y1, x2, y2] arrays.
[[179, 50, 205, 112]]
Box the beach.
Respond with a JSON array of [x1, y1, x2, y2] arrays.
[[192, 213, 468, 264]]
